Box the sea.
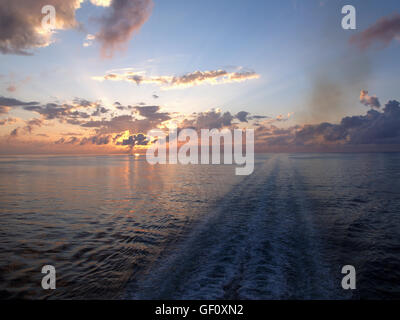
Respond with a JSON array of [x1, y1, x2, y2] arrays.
[[0, 153, 399, 299]]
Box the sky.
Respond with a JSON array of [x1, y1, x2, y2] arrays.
[[0, 0, 400, 154]]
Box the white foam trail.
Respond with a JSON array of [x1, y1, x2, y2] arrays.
[[127, 154, 340, 299]]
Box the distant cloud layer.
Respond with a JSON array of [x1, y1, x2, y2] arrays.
[[93, 69, 260, 89], [0, 0, 152, 57], [2, 91, 400, 153], [350, 13, 400, 50]]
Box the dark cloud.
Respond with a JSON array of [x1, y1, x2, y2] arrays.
[[81, 107, 169, 134], [0, 96, 39, 107], [133, 105, 170, 122], [180, 109, 269, 130], [73, 98, 100, 108], [235, 111, 249, 122], [9, 118, 43, 137], [181, 109, 234, 130], [81, 114, 134, 131], [91, 106, 109, 116], [80, 134, 112, 145], [24, 99, 105, 121], [55, 136, 80, 144], [256, 99, 400, 148], [10, 128, 19, 137], [350, 13, 400, 50], [113, 102, 134, 111], [134, 105, 159, 116], [117, 133, 149, 150], [249, 115, 269, 120], [66, 119, 85, 125], [116, 105, 127, 111], [54, 137, 65, 144], [235, 111, 268, 122], [24, 103, 71, 120], [95, 0, 153, 58]]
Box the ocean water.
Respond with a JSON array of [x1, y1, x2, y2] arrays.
[[0, 153, 399, 299]]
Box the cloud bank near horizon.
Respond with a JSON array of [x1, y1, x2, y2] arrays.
[[1, 91, 400, 153]]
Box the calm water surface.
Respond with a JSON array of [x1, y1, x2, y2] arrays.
[[0, 153, 399, 299]]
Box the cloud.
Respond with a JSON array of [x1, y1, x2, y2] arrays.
[[249, 115, 269, 120], [6, 90, 400, 153], [72, 98, 101, 108], [0, 0, 83, 55], [166, 70, 260, 89], [234, 111, 268, 123], [0, 96, 39, 107], [95, 0, 153, 58], [0, 96, 39, 115], [80, 134, 112, 145], [0, 0, 152, 57], [181, 109, 234, 130], [116, 133, 149, 150], [178, 109, 270, 131], [91, 106, 110, 116], [235, 111, 249, 122], [93, 69, 260, 89], [24, 103, 81, 120], [9, 118, 43, 137], [81, 105, 170, 134], [23, 99, 104, 122], [255, 99, 400, 149], [360, 90, 380, 108], [133, 105, 170, 121], [350, 13, 400, 50], [55, 136, 80, 144]]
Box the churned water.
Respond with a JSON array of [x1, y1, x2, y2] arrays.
[[0, 153, 399, 299]]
